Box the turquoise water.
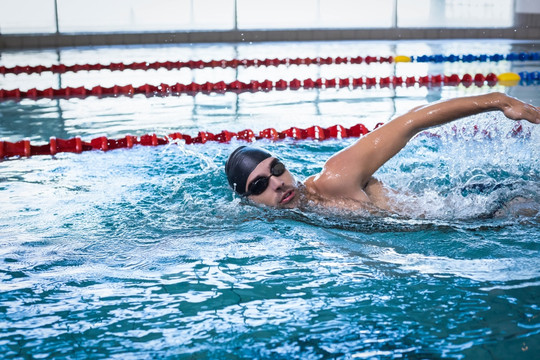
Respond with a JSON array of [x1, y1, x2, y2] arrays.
[[1, 40, 540, 359]]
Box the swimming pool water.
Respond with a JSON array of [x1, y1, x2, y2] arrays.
[[1, 40, 539, 359]]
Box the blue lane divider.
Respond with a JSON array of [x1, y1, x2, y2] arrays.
[[519, 71, 540, 83], [412, 52, 540, 63]]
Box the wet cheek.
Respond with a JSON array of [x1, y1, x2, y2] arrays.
[[285, 172, 295, 184], [253, 190, 275, 205], [264, 195, 277, 207]]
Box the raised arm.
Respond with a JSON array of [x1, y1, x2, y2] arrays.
[[313, 92, 540, 196]]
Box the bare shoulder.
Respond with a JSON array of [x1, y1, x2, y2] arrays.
[[304, 170, 358, 198], [303, 175, 323, 194], [304, 173, 335, 197]]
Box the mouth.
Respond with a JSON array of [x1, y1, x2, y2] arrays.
[[280, 190, 295, 205]]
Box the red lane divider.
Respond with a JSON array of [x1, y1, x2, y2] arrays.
[[1, 123, 375, 159], [0, 55, 392, 76], [0, 122, 528, 160], [0, 73, 500, 101]]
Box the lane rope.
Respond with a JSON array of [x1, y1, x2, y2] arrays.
[[1, 52, 539, 76], [2, 72, 538, 102], [0, 123, 528, 160], [2, 123, 375, 159]]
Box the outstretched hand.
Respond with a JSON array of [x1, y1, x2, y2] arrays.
[[501, 95, 540, 124]]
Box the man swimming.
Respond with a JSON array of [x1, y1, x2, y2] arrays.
[[225, 92, 540, 214]]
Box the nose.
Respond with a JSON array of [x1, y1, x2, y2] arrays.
[[268, 175, 284, 191]]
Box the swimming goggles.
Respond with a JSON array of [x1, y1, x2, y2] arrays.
[[245, 158, 286, 196]]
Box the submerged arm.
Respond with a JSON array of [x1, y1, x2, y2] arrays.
[[315, 92, 540, 195]]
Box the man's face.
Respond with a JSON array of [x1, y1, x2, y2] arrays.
[[244, 157, 299, 208]]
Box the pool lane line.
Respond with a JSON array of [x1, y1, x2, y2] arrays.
[[1, 52, 539, 76], [1, 72, 537, 102], [0, 123, 529, 160]]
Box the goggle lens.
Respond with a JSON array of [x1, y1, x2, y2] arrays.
[[246, 160, 286, 196]]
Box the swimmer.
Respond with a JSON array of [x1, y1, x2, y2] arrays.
[[225, 92, 540, 214]]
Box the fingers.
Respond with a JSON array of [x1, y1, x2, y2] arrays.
[[508, 102, 540, 124], [525, 104, 540, 124], [498, 94, 539, 124]]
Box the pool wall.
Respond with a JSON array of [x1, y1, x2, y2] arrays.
[[2, 25, 540, 50]]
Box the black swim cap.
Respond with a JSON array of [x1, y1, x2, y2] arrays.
[[225, 146, 272, 195]]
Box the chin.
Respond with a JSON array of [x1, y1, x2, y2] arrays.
[[280, 202, 297, 209]]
